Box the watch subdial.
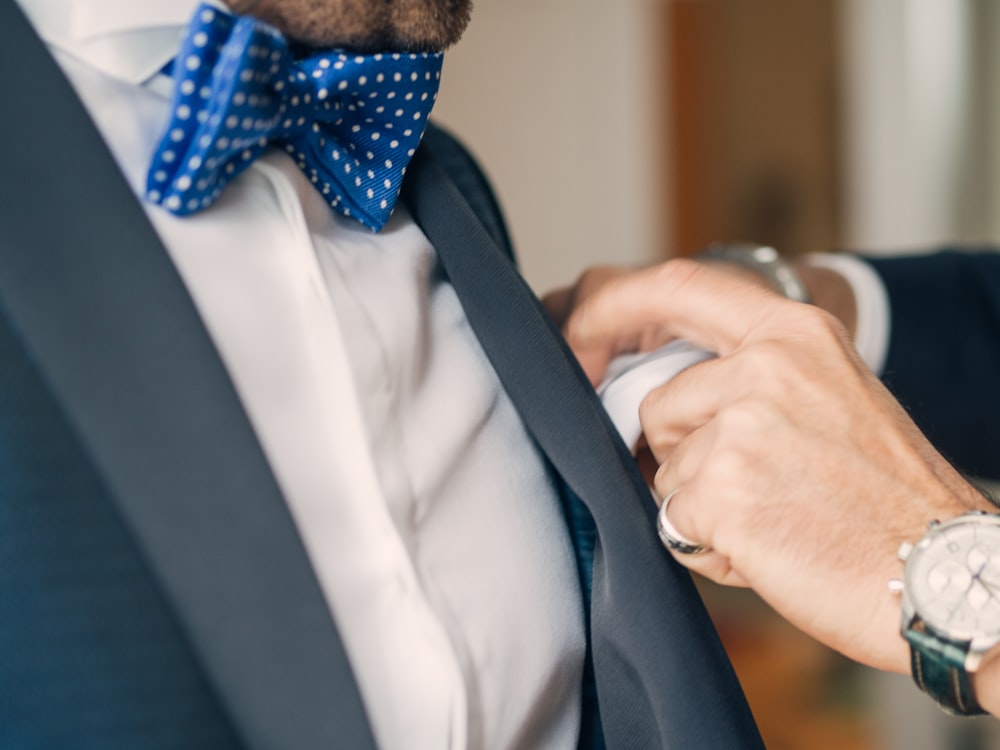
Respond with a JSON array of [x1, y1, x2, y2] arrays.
[[917, 559, 970, 629], [926, 560, 971, 596], [968, 544, 1000, 588]]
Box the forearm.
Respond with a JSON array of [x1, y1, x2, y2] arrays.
[[976, 658, 1000, 715], [747, 251, 1000, 712]]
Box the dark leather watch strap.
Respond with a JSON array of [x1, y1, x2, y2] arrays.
[[905, 628, 986, 716]]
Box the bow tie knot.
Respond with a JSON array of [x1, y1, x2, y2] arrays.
[[147, 3, 443, 231]]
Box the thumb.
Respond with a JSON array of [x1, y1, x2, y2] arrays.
[[565, 259, 786, 363]]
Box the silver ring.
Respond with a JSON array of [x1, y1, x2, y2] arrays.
[[656, 488, 708, 555]]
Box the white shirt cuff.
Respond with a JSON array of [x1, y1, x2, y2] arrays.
[[803, 253, 891, 376]]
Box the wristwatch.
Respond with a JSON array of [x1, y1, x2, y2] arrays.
[[894, 511, 1000, 715], [697, 242, 811, 303]]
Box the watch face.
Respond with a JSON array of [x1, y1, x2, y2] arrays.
[[906, 517, 1000, 640]]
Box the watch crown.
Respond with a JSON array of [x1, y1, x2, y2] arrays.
[[928, 519, 941, 530], [888, 578, 904, 594], [897, 542, 914, 561]]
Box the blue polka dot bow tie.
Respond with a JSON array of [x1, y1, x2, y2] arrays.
[[146, 3, 443, 231]]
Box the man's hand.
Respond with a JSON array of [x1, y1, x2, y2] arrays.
[[550, 258, 1000, 710]]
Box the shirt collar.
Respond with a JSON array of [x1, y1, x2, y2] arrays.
[[17, 0, 228, 84]]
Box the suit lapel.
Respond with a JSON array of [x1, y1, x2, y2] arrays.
[[405, 142, 764, 748], [0, 3, 376, 748]]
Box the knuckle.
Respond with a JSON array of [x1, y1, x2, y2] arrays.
[[563, 298, 604, 347], [638, 387, 682, 451], [562, 305, 588, 345], [790, 304, 849, 345], [562, 267, 633, 345], [689, 553, 737, 586], [573, 265, 615, 296], [653, 257, 703, 292], [677, 448, 708, 491], [703, 444, 750, 488], [730, 340, 792, 390], [699, 418, 770, 490], [750, 339, 792, 374], [637, 386, 665, 428]]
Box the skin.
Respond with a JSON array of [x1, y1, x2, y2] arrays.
[[224, 0, 474, 51], [545, 259, 1000, 714]]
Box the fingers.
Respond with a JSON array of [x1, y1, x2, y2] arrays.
[[541, 267, 623, 328], [637, 356, 729, 462], [540, 284, 574, 328], [565, 258, 790, 363], [651, 421, 715, 526], [656, 488, 709, 555], [653, 476, 750, 587], [636, 344, 789, 464], [679, 550, 751, 588], [542, 265, 645, 383], [645, 390, 772, 589]]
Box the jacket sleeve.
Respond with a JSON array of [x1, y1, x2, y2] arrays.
[[864, 249, 1000, 480]]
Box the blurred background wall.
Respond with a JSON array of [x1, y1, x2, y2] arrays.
[[433, 0, 667, 292], [841, 0, 1000, 254], [435, 0, 1000, 288], [435, 1, 1000, 747]]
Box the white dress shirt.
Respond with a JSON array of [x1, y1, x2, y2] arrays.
[[17, 1, 586, 748]]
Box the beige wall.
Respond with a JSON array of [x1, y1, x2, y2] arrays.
[[432, 0, 668, 293], [839, 0, 975, 252], [839, 0, 1000, 254]]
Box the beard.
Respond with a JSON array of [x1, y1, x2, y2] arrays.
[[225, 0, 474, 52]]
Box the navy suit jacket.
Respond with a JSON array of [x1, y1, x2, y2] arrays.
[[868, 251, 1000, 480], [0, 2, 761, 748]]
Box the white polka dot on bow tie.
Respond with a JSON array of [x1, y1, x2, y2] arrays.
[[147, 2, 443, 231]]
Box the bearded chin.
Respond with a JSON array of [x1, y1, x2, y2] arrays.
[[224, 0, 473, 53]]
